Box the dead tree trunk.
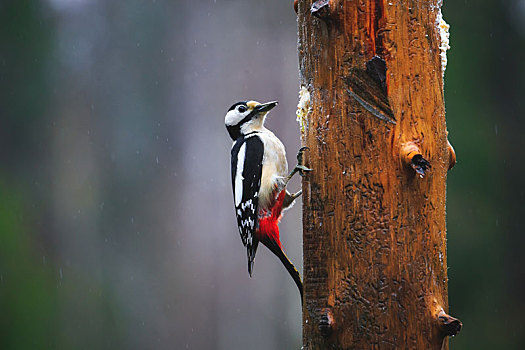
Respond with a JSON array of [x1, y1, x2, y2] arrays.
[[297, 0, 461, 348]]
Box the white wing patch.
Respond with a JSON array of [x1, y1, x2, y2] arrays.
[[234, 143, 246, 206]]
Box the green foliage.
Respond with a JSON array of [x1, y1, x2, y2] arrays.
[[445, 0, 525, 348], [0, 179, 58, 349]]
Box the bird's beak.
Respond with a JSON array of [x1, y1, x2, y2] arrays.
[[255, 101, 278, 114]]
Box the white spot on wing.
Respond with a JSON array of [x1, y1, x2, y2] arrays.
[[240, 199, 256, 215], [235, 143, 246, 206]]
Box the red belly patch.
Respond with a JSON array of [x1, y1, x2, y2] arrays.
[[256, 189, 286, 247]]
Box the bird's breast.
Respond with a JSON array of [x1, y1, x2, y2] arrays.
[[258, 132, 288, 210]]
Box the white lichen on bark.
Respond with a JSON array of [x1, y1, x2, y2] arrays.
[[436, 6, 450, 77], [296, 86, 311, 134]]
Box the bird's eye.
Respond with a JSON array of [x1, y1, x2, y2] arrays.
[[238, 105, 247, 113]]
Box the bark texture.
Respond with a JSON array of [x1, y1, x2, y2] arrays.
[[298, 0, 459, 348]]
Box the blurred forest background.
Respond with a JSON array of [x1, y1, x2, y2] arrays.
[[0, 0, 524, 349]]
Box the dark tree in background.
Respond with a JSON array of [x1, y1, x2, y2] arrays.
[[297, 0, 460, 348]]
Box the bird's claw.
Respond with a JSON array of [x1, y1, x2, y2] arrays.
[[297, 146, 310, 164], [296, 164, 312, 177], [286, 147, 312, 182], [296, 147, 311, 176]]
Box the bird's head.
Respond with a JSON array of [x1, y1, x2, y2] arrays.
[[225, 100, 278, 140]]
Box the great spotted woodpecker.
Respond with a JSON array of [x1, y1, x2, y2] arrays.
[[225, 100, 310, 300]]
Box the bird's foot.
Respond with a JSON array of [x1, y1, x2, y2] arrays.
[[285, 147, 312, 185], [288, 190, 302, 201], [294, 146, 312, 177], [283, 190, 302, 209]]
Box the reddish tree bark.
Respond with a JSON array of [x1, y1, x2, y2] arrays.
[[297, 0, 461, 348]]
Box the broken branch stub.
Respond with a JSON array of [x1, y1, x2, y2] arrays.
[[310, 0, 331, 20], [438, 309, 462, 337], [401, 141, 431, 178]]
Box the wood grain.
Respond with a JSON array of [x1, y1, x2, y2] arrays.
[[297, 1, 458, 348]]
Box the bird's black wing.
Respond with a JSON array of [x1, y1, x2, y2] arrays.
[[231, 134, 264, 276]]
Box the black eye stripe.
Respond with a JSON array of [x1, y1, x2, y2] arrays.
[[238, 105, 247, 112]]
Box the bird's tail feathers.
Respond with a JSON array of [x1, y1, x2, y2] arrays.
[[247, 240, 259, 277], [261, 237, 304, 304]]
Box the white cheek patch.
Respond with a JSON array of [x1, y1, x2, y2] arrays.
[[234, 143, 246, 206], [225, 110, 242, 126], [225, 108, 252, 127]]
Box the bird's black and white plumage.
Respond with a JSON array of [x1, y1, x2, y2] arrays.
[[225, 100, 305, 300], [230, 133, 263, 275], [226, 101, 285, 273]]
